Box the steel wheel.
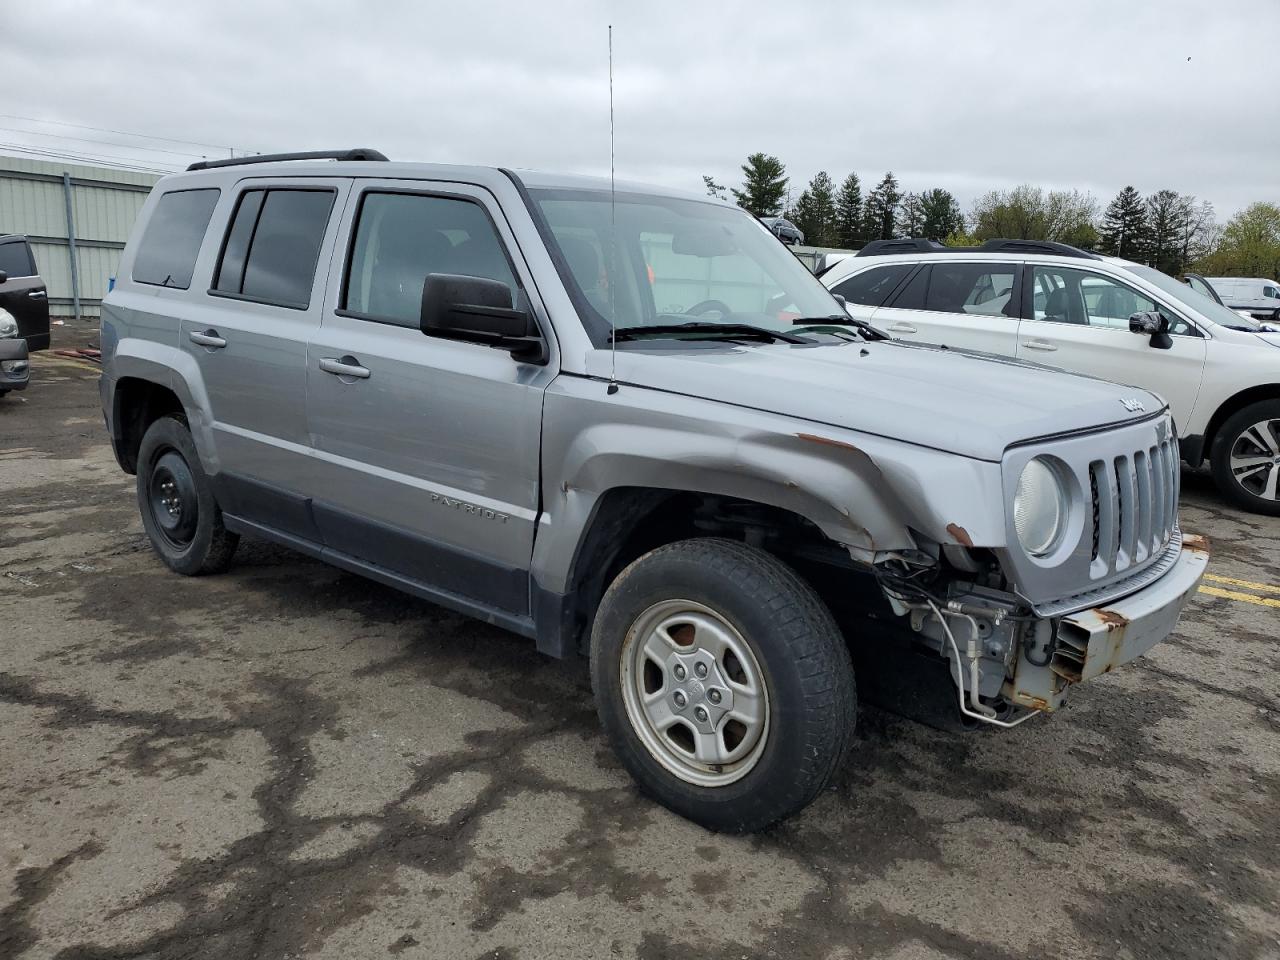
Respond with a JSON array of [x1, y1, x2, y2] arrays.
[[619, 599, 770, 788], [147, 449, 200, 548], [1229, 418, 1280, 501]]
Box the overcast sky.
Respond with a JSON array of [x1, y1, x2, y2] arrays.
[[7, 0, 1277, 219]]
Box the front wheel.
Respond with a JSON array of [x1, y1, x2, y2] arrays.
[[590, 538, 856, 832], [136, 416, 239, 574], [1210, 400, 1280, 516]]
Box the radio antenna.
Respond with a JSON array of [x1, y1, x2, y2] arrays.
[[607, 24, 619, 395]]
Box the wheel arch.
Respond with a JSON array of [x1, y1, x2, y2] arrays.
[[1201, 383, 1280, 465]]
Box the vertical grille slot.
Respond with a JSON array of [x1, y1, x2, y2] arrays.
[[1133, 449, 1152, 562], [1114, 455, 1136, 571], [1089, 463, 1101, 562]]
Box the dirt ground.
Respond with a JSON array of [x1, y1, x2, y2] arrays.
[[2, 328, 1278, 960]]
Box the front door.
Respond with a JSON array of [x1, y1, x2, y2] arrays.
[[0, 238, 50, 351], [305, 181, 555, 616], [1015, 265, 1208, 433], [871, 260, 1023, 356]]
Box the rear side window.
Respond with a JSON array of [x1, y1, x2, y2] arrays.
[[925, 263, 1017, 316], [831, 264, 911, 307], [132, 189, 220, 289], [0, 241, 35, 277], [343, 191, 518, 328], [214, 188, 336, 309]]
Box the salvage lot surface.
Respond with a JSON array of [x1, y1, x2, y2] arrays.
[[2, 340, 1278, 960]]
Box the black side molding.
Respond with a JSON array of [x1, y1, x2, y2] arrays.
[[187, 149, 388, 172]]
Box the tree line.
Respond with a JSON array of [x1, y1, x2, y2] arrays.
[[705, 153, 1280, 279]]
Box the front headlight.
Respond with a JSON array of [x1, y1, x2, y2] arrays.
[[1014, 457, 1068, 557], [0, 314, 16, 338]]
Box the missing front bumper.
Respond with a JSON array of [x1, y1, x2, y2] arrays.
[[1007, 533, 1210, 710]]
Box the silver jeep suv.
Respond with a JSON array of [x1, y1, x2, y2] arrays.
[[100, 150, 1209, 831]]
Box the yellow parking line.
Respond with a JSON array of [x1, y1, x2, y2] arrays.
[[1199, 585, 1280, 609], [1202, 573, 1280, 595]]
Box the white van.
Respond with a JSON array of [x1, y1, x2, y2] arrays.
[[1204, 277, 1280, 313]]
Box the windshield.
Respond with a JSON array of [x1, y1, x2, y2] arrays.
[[1128, 264, 1259, 329], [528, 188, 843, 346]]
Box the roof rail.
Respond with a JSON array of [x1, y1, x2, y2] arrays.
[[977, 239, 1099, 259], [856, 238, 950, 257], [856, 236, 1099, 260], [186, 148, 388, 172]]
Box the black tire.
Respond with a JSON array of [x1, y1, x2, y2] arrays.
[[1209, 399, 1280, 516], [590, 538, 855, 832], [136, 416, 239, 574]]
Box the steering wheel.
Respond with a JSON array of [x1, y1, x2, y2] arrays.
[[686, 299, 734, 317]]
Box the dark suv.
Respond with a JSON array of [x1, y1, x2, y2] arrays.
[[0, 235, 51, 352]]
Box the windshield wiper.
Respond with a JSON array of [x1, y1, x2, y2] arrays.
[[610, 322, 809, 344], [791, 315, 891, 341]]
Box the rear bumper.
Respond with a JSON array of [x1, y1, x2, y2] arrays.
[[1007, 533, 1209, 710], [0, 337, 30, 391]]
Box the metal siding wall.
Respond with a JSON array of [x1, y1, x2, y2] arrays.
[[0, 177, 67, 236], [1, 155, 159, 318]]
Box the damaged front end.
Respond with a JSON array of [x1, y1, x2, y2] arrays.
[[873, 411, 1210, 728]]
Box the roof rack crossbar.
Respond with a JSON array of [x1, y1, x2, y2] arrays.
[[856, 237, 1099, 260], [186, 148, 388, 172]]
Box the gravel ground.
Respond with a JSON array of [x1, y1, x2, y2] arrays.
[[2, 329, 1278, 960]]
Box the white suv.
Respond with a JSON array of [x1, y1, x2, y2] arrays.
[[821, 239, 1280, 514]]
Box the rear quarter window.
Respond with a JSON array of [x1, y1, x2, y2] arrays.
[[132, 189, 221, 289]]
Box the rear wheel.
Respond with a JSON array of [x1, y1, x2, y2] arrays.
[[590, 538, 856, 832], [136, 416, 239, 574], [1210, 400, 1280, 516]]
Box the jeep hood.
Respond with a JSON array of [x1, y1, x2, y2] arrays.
[[589, 339, 1164, 462]]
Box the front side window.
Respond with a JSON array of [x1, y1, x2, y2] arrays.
[[214, 188, 335, 308], [1265, 285, 1280, 300], [1030, 266, 1196, 335], [832, 264, 912, 307], [133, 188, 220, 289], [0, 241, 35, 278], [530, 189, 842, 344], [344, 192, 518, 328]]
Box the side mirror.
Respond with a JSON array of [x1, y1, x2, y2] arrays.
[[831, 293, 847, 307], [0, 270, 7, 285], [420, 274, 544, 363], [1129, 310, 1172, 350]]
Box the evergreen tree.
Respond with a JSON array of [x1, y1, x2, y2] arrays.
[[731, 153, 788, 217], [1146, 189, 1190, 274], [861, 172, 901, 241], [834, 173, 862, 247], [1099, 186, 1149, 260], [702, 175, 728, 201], [790, 171, 838, 246], [919, 188, 965, 240], [898, 192, 924, 236]]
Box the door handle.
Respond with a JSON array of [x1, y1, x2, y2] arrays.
[[887, 323, 917, 334], [319, 356, 371, 379], [27, 290, 46, 299], [1023, 339, 1057, 352], [189, 329, 227, 349]]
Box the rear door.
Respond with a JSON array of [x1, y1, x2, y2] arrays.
[[304, 180, 555, 616], [1015, 265, 1207, 431], [176, 179, 351, 537], [0, 238, 50, 351], [869, 260, 1023, 355]]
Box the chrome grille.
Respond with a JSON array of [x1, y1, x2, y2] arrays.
[[1088, 436, 1179, 579]]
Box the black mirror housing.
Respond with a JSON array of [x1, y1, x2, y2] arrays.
[[1129, 310, 1172, 350], [0, 270, 7, 285], [420, 273, 544, 362]]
